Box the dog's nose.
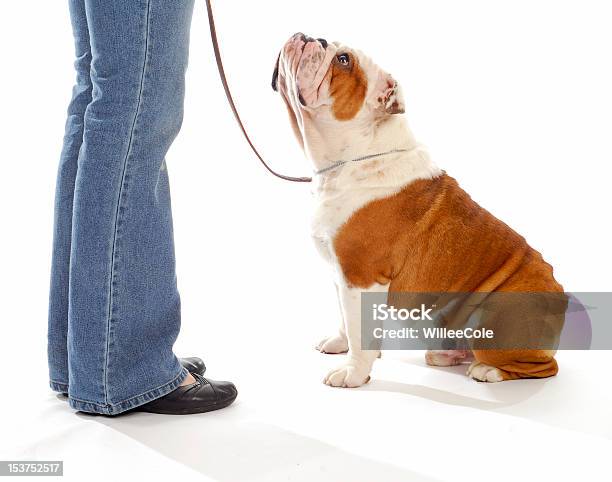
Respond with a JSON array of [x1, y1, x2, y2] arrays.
[[317, 38, 328, 49]]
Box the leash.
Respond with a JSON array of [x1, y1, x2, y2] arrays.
[[205, 0, 312, 183], [205, 1, 411, 182]]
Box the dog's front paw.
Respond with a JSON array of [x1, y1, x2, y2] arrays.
[[316, 334, 349, 354], [324, 362, 371, 388]]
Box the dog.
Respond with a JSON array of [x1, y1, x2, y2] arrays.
[[272, 33, 565, 387]]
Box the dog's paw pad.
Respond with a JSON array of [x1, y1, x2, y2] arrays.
[[316, 334, 349, 354], [467, 361, 504, 383], [324, 364, 370, 388]]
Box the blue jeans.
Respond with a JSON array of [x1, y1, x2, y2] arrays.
[[48, 0, 195, 415]]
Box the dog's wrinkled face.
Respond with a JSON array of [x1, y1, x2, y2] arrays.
[[272, 33, 405, 151]]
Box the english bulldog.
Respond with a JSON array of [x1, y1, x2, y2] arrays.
[[272, 33, 564, 387]]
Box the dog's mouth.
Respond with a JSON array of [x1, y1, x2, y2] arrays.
[[271, 33, 332, 107]]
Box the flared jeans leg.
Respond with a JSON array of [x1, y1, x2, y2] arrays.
[[48, 0, 195, 415]]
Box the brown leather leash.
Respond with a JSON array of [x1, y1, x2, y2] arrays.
[[205, 0, 312, 183]]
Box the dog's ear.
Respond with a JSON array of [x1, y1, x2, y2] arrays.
[[378, 75, 405, 115]]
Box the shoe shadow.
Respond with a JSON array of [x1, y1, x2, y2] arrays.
[[84, 407, 436, 482]]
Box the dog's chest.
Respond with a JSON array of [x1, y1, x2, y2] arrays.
[[310, 189, 357, 271], [310, 186, 379, 274]]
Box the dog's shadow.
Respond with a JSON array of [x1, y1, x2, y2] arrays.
[[361, 379, 545, 410], [362, 361, 548, 411]]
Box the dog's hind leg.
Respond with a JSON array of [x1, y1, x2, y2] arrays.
[[468, 349, 558, 382], [426, 350, 473, 367]]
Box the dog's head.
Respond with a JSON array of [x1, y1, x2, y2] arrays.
[[272, 33, 405, 156]]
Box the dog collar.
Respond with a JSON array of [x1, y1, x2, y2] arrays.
[[314, 149, 412, 176]]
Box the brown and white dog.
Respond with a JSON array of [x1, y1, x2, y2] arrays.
[[272, 33, 564, 387]]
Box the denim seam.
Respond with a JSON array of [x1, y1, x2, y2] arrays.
[[50, 380, 69, 391], [103, 0, 152, 405], [50, 379, 69, 384]]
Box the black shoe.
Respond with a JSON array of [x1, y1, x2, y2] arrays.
[[180, 357, 206, 375], [135, 373, 237, 415]]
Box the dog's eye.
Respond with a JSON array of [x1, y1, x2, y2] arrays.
[[336, 53, 350, 66]]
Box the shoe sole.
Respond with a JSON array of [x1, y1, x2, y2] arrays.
[[135, 392, 238, 415]]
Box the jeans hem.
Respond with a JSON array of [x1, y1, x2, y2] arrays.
[[66, 367, 188, 415], [50, 380, 69, 394]]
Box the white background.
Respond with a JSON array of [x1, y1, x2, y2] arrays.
[[0, 1, 611, 481]]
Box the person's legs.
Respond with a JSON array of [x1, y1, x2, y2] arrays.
[[48, 0, 92, 394], [65, 0, 195, 415]]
